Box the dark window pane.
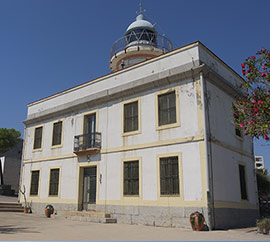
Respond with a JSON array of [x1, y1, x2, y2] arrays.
[[239, 165, 248, 200], [83, 114, 96, 149], [160, 157, 179, 195], [34, 127, 43, 149], [124, 101, 138, 133], [123, 161, 139, 195], [49, 168, 60, 196], [30, 171, 40, 195], [235, 128, 242, 137], [52, 121, 62, 146], [158, 92, 176, 126]]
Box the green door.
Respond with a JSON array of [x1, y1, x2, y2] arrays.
[[82, 167, 97, 210]]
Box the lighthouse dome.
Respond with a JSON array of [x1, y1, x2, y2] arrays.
[[126, 14, 156, 33]]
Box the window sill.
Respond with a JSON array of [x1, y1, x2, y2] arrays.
[[156, 122, 180, 131], [29, 194, 38, 197], [32, 148, 42, 153], [51, 144, 63, 149], [123, 195, 140, 197], [122, 130, 141, 137], [160, 194, 180, 197], [235, 134, 244, 141]]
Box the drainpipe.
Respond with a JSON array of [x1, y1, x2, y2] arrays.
[[200, 71, 215, 229], [0, 158, 4, 185]]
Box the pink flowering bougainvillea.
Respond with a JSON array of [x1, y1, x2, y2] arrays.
[[233, 49, 270, 140]]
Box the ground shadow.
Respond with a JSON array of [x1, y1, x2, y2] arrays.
[[0, 225, 39, 234], [245, 228, 258, 233]]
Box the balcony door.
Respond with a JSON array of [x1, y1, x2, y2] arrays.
[[84, 113, 96, 149]]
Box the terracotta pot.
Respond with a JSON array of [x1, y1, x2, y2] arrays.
[[45, 208, 51, 218], [24, 207, 30, 213], [190, 211, 205, 231]]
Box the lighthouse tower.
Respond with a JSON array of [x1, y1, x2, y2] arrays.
[[110, 4, 173, 72]]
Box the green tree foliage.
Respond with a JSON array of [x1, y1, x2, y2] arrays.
[[256, 169, 270, 196], [233, 49, 270, 140], [0, 128, 22, 154]]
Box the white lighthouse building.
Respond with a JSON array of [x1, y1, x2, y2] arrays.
[[20, 7, 258, 229]]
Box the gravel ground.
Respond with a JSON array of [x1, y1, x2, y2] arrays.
[[0, 212, 269, 241]]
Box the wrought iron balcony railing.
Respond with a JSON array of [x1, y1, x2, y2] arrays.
[[111, 34, 173, 58], [74, 132, 101, 154]]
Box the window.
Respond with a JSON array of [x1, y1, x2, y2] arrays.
[[160, 156, 179, 195], [235, 128, 242, 138], [239, 164, 248, 200], [158, 91, 176, 126], [233, 106, 243, 138], [52, 121, 62, 146], [33, 127, 43, 149], [49, 168, 60, 196], [30, 170, 40, 196], [124, 101, 138, 133], [123, 161, 139, 195]]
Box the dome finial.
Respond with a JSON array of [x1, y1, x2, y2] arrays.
[[137, 1, 146, 16]]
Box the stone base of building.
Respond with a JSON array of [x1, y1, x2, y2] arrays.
[[29, 202, 259, 229], [30, 202, 78, 215], [96, 204, 209, 228], [214, 208, 259, 229], [30, 202, 209, 228]]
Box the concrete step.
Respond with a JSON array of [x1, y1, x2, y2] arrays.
[[105, 218, 117, 223], [0, 202, 24, 212], [0, 207, 24, 212], [61, 210, 117, 224], [0, 202, 22, 207]]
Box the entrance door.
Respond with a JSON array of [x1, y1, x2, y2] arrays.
[[84, 113, 96, 149], [82, 167, 97, 210]]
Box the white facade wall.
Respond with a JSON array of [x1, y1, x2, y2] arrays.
[[206, 81, 253, 153], [23, 143, 202, 203], [23, 76, 202, 202], [23, 158, 77, 200], [211, 144, 257, 204], [205, 79, 257, 206], [24, 79, 199, 161]]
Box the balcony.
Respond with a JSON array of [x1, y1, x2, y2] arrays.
[[111, 34, 173, 59], [74, 132, 101, 155]]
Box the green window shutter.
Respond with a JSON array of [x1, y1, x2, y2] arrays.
[[158, 91, 176, 126], [160, 157, 179, 195], [123, 161, 139, 195], [30, 171, 40, 195], [52, 121, 62, 146], [34, 127, 43, 149], [49, 168, 60, 196], [239, 165, 248, 200], [124, 101, 138, 132]]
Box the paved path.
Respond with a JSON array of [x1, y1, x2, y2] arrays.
[[0, 212, 269, 241]]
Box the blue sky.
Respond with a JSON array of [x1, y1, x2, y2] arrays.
[[0, 0, 269, 168]]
